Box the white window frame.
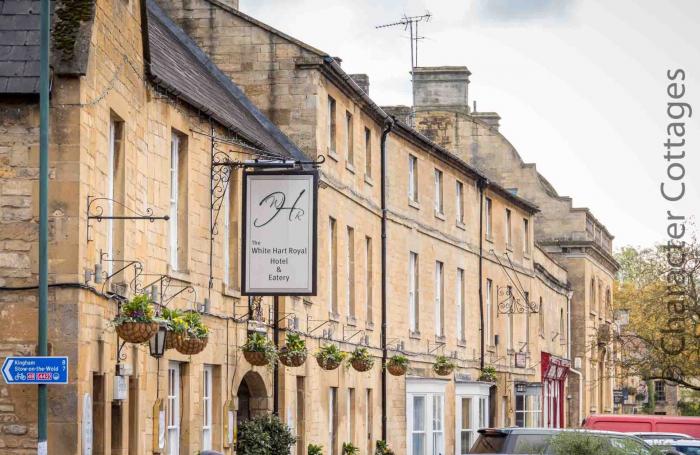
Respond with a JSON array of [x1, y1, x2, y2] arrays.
[[167, 361, 180, 455], [346, 226, 355, 317], [456, 268, 465, 341], [329, 218, 337, 314], [202, 365, 213, 450], [406, 380, 446, 455], [434, 169, 443, 214], [435, 261, 444, 337], [169, 134, 180, 269], [409, 252, 419, 333], [107, 119, 116, 275], [365, 236, 373, 323], [408, 155, 418, 202], [456, 180, 464, 224], [455, 383, 491, 455], [485, 279, 493, 345]]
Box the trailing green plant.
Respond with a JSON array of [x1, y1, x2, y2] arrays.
[[181, 312, 209, 339], [341, 442, 359, 455], [348, 347, 374, 368], [387, 354, 408, 369], [236, 414, 296, 455], [242, 332, 279, 365], [160, 307, 184, 330], [478, 365, 497, 382], [315, 344, 347, 369], [112, 294, 155, 325], [433, 355, 456, 375], [374, 440, 395, 455], [307, 443, 323, 455], [279, 332, 308, 367], [285, 333, 307, 353]]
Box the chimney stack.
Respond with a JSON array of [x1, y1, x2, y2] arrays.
[[472, 112, 501, 131], [412, 66, 471, 112], [349, 74, 369, 95]]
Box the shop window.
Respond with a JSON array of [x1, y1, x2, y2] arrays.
[[514, 383, 542, 428]]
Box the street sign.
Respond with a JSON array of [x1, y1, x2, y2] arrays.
[[2, 356, 68, 384], [613, 388, 624, 404]]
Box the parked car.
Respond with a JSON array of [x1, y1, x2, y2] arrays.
[[647, 439, 700, 455], [583, 415, 700, 438], [632, 433, 693, 443], [469, 427, 666, 454]]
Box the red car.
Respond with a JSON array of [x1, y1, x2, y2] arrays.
[[583, 415, 700, 439]]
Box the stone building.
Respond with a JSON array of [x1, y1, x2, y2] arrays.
[[405, 66, 620, 426], [0, 2, 600, 455]]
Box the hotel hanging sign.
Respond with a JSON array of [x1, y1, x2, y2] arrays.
[[242, 170, 318, 296]]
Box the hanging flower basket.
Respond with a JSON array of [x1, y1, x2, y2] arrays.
[[244, 350, 270, 366], [241, 333, 278, 367], [116, 321, 159, 344], [386, 354, 409, 376], [349, 347, 374, 372], [112, 294, 158, 344], [174, 333, 208, 355], [279, 347, 307, 367], [478, 365, 497, 383], [278, 333, 308, 367], [161, 307, 184, 350], [433, 355, 456, 376], [316, 355, 341, 371], [315, 344, 346, 371]]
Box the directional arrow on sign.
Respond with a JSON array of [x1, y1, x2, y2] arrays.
[[2, 359, 13, 382]]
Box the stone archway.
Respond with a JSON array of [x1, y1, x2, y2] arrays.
[[236, 371, 269, 425]]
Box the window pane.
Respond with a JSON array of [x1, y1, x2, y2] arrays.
[[461, 398, 471, 429], [412, 434, 425, 455], [413, 396, 425, 431]]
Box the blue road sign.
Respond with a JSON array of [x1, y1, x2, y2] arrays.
[[2, 356, 68, 385]]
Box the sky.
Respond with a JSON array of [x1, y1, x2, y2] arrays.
[[242, 0, 700, 249]]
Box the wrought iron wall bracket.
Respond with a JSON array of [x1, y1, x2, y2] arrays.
[[87, 196, 169, 243], [427, 339, 446, 355], [342, 326, 364, 343], [306, 316, 337, 335]]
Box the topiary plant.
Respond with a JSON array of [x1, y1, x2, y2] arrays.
[[236, 414, 296, 455], [307, 443, 323, 455], [341, 442, 359, 455]]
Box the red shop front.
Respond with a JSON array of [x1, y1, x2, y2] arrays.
[[541, 352, 570, 428]]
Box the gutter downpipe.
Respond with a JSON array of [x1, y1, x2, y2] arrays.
[[380, 116, 394, 442], [477, 178, 488, 371]]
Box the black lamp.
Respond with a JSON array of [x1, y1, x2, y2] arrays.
[[149, 324, 167, 358]]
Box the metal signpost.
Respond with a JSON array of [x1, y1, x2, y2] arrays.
[[2, 357, 68, 385]]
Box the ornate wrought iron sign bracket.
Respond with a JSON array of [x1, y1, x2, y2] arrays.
[[86, 196, 169, 243]]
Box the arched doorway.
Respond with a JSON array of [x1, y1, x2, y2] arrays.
[[236, 371, 269, 425]]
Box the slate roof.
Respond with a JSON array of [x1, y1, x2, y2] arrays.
[[0, 0, 41, 94], [146, 0, 305, 160]]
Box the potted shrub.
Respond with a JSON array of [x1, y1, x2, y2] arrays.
[[349, 347, 374, 372], [113, 294, 159, 343], [433, 355, 455, 376], [386, 354, 409, 376], [236, 414, 296, 455], [279, 333, 308, 367], [160, 307, 183, 350], [342, 442, 359, 455], [172, 311, 209, 355], [374, 440, 395, 455], [242, 332, 278, 367], [307, 444, 323, 455], [478, 365, 497, 382], [315, 344, 346, 371]]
